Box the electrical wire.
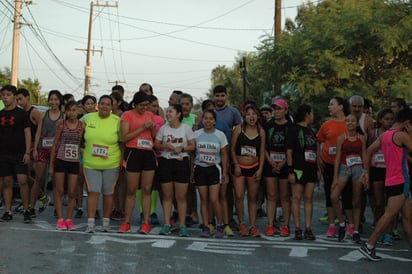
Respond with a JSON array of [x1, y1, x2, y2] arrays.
[[21, 27, 38, 80], [116, 5, 126, 84], [25, 4, 81, 85]]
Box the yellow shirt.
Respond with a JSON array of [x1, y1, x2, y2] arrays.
[[81, 112, 121, 169]]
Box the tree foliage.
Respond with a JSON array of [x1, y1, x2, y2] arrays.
[[0, 67, 46, 105], [210, 0, 412, 123]]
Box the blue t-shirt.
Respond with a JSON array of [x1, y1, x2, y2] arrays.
[[215, 105, 241, 141], [194, 128, 228, 167]]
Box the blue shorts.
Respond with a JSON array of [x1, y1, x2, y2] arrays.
[[338, 164, 363, 181]]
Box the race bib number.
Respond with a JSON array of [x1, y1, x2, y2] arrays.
[[304, 150, 317, 163], [199, 152, 216, 164], [137, 138, 153, 150], [241, 146, 256, 157], [328, 146, 336, 156], [270, 151, 285, 162], [42, 137, 54, 148], [64, 144, 79, 160], [371, 153, 386, 168], [346, 155, 362, 167], [92, 144, 109, 158]]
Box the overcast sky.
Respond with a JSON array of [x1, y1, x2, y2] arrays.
[[1, 0, 307, 106]]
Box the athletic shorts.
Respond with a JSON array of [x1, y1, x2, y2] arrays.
[[230, 162, 259, 178], [386, 183, 410, 198], [37, 148, 51, 163], [84, 168, 119, 195], [294, 168, 318, 185], [0, 153, 28, 177], [262, 161, 288, 179], [156, 157, 190, 184], [194, 165, 222, 186], [369, 167, 386, 182], [338, 164, 363, 181], [54, 158, 80, 175], [124, 148, 156, 172]]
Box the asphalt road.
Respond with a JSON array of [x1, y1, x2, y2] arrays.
[[0, 187, 411, 274]]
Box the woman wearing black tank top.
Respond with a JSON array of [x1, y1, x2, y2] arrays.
[[231, 104, 266, 237]]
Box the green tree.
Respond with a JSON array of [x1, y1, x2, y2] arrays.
[[0, 67, 46, 105], [211, 0, 412, 124]]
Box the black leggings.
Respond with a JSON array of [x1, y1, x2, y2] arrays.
[[323, 162, 353, 209]]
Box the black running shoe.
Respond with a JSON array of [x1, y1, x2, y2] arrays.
[[338, 225, 346, 242], [294, 228, 303, 240], [23, 210, 32, 223], [359, 242, 382, 262], [150, 213, 160, 225], [14, 203, 24, 213], [304, 229, 316, 240], [1, 211, 13, 221], [352, 232, 361, 244], [75, 208, 83, 219], [29, 208, 36, 218]]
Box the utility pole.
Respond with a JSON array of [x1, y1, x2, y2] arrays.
[[11, 0, 24, 86], [275, 0, 282, 42], [108, 80, 126, 87], [273, 0, 282, 96], [240, 56, 247, 102], [76, 1, 118, 96]]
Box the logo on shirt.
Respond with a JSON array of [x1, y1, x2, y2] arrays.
[[166, 135, 183, 144], [0, 116, 15, 126]]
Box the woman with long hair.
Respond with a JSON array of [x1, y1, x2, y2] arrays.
[[231, 103, 266, 237]]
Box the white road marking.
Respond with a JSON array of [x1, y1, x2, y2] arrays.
[[187, 241, 260, 255], [9, 222, 411, 262], [86, 235, 176, 248]]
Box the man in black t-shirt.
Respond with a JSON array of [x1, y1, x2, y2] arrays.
[[0, 85, 32, 223]]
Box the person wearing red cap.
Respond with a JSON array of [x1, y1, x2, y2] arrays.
[[263, 97, 293, 237]]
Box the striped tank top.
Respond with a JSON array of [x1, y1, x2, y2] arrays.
[[56, 120, 84, 162]]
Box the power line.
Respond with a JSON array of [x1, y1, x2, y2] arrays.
[[20, 30, 79, 91], [25, 4, 80, 84]]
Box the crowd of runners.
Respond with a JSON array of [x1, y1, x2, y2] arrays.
[[0, 83, 411, 262]]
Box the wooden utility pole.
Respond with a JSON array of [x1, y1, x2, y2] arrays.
[[273, 0, 282, 95], [275, 0, 282, 41], [240, 56, 247, 102], [77, 1, 118, 96], [11, 0, 24, 86], [108, 80, 126, 87]]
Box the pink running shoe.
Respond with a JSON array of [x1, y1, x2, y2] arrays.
[[346, 225, 355, 239], [65, 219, 76, 231], [56, 218, 67, 231], [326, 224, 336, 237]]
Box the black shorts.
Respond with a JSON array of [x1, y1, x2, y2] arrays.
[[157, 157, 190, 184], [194, 165, 221, 186], [262, 161, 288, 179], [54, 158, 80, 175], [369, 167, 386, 182], [295, 168, 318, 185], [386, 183, 410, 198], [0, 153, 28, 177], [124, 148, 156, 172], [230, 162, 259, 178]]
